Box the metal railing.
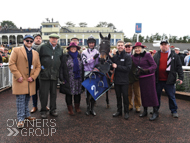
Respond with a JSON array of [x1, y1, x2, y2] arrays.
[[176, 66, 190, 92], [1, 64, 190, 92], [0, 63, 12, 90]]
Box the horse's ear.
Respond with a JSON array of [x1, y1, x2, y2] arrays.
[[108, 33, 111, 40], [100, 32, 104, 39]]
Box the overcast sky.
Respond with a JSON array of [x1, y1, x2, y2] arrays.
[[1, 0, 189, 38]]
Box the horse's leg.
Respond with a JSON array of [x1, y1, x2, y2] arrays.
[[106, 91, 110, 108]]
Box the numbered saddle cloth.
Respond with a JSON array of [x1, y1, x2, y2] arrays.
[[82, 72, 109, 101]]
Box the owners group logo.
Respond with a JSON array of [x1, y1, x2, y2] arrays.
[[7, 119, 56, 136]]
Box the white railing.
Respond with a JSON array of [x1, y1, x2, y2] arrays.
[[0, 63, 12, 90], [1, 64, 190, 92]]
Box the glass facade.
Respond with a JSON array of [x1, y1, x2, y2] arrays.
[[79, 39, 83, 46], [60, 39, 66, 46], [110, 39, 114, 46], [43, 25, 53, 28]]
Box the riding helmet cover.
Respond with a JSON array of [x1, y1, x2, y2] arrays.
[[87, 36, 96, 47]]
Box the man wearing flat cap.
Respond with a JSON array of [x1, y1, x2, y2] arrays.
[[9, 35, 41, 128], [37, 33, 63, 119], [125, 42, 141, 113]]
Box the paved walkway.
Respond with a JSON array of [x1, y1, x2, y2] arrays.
[[0, 89, 190, 143]]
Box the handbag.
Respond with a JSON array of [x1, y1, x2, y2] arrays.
[[132, 57, 142, 78]]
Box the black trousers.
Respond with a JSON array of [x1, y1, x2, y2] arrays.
[[65, 94, 81, 105], [39, 80, 57, 114], [114, 84, 129, 113]]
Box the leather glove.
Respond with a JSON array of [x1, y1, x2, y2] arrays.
[[93, 54, 99, 59], [141, 69, 149, 74]]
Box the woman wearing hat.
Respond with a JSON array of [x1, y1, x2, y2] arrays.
[[59, 42, 84, 115], [132, 42, 159, 121]]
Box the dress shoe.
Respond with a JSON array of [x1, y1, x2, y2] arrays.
[[113, 112, 122, 117], [17, 121, 24, 129], [90, 110, 96, 116], [30, 107, 38, 113], [50, 110, 58, 117], [136, 108, 140, 113], [25, 116, 36, 121], [41, 114, 47, 119], [129, 108, 133, 111], [124, 113, 129, 120], [172, 113, 178, 118], [46, 106, 50, 111]]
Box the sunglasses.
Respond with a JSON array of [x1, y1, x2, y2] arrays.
[[25, 40, 33, 43]]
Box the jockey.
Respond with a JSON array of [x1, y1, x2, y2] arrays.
[[81, 36, 99, 116]]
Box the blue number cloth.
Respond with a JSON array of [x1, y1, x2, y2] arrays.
[[82, 72, 109, 101]]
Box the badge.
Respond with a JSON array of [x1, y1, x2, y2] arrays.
[[120, 59, 125, 61], [52, 56, 54, 59], [31, 65, 33, 69], [41, 66, 44, 69]]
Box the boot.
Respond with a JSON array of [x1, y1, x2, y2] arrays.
[[90, 99, 96, 116], [149, 107, 159, 121], [86, 98, 91, 116], [67, 105, 75, 116], [74, 103, 81, 113], [139, 107, 147, 117]]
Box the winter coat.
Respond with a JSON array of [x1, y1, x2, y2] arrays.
[[153, 50, 184, 84], [37, 42, 63, 80]]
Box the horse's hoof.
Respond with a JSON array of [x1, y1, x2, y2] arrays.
[[106, 104, 110, 109]]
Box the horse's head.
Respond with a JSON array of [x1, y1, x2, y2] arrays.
[[99, 33, 111, 64]]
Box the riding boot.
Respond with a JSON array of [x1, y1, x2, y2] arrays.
[[86, 97, 91, 116], [149, 106, 159, 121], [67, 105, 75, 116], [74, 103, 81, 113], [139, 107, 147, 117], [90, 99, 96, 116]]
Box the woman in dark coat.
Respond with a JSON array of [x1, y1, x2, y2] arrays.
[[132, 42, 159, 121], [59, 42, 84, 116]]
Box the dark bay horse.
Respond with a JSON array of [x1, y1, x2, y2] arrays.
[[94, 33, 113, 108]]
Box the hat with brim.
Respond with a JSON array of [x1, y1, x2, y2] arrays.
[[23, 35, 34, 40], [67, 42, 81, 50], [132, 42, 145, 49], [71, 37, 79, 41], [49, 33, 59, 39]]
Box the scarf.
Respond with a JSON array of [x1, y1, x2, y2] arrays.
[[68, 51, 81, 79], [166, 48, 171, 71], [32, 43, 42, 50]]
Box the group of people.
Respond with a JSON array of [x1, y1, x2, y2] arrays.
[[8, 33, 184, 129], [0, 45, 10, 66]]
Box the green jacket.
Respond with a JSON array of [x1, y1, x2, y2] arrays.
[[37, 42, 63, 80]]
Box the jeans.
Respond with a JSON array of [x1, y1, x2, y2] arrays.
[[156, 81, 178, 113]]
